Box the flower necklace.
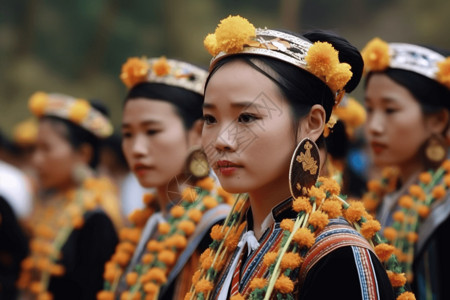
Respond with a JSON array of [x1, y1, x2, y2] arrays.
[[17, 177, 111, 300], [364, 160, 450, 283], [186, 176, 414, 300], [97, 176, 234, 300]]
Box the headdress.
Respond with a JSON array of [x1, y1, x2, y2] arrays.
[[203, 15, 354, 106], [28, 92, 113, 138], [326, 95, 366, 138], [362, 37, 450, 89], [120, 56, 208, 95], [13, 118, 38, 146]]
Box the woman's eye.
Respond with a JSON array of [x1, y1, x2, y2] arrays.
[[238, 113, 258, 124], [203, 114, 216, 125], [122, 132, 132, 139], [146, 129, 160, 136], [365, 106, 373, 114], [385, 108, 398, 114]]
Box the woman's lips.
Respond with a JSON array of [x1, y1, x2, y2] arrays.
[[133, 164, 154, 177], [216, 160, 242, 176], [371, 142, 387, 154]]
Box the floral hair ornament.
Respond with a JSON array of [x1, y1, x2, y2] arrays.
[[204, 15, 353, 107], [120, 56, 208, 95], [362, 37, 450, 89], [28, 92, 113, 138], [324, 95, 367, 138]]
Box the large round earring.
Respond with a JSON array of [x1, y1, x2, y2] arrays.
[[289, 138, 320, 199], [185, 147, 210, 181], [421, 134, 447, 170]]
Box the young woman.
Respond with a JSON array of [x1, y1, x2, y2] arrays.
[[185, 16, 406, 300], [97, 57, 232, 300], [16, 92, 119, 300], [362, 38, 450, 300]]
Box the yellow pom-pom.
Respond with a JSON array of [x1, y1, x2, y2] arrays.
[[69, 99, 91, 123], [29, 92, 48, 117], [327, 62, 353, 91], [204, 33, 219, 56], [152, 56, 171, 76], [305, 41, 340, 79], [437, 57, 450, 89], [120, 57, 149, 88], [214, 15, 256, 54], [361, 37, 390, 73]]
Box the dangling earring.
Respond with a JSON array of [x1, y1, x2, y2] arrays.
[[185, 147, 210, 181], [289, 138, 320, 199], [421, 134, 448, 170]]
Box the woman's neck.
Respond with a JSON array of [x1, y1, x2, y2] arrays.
[[397, 156, 424, 187], [247, 177, 291, 239], [155, 175, 186, 215]]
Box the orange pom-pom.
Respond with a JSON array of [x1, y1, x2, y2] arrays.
[[361, 37, 390, 72], [29, 92, 48, 117], [214, 15, 256, 54], [437, 57, 450, 89], [305, 42, 340, 79], [120, 57, 149, 88], [152, 56, 171, 76], [69, 99, 91, 123]]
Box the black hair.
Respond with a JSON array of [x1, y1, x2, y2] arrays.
[[40, 100, 109, 169], [206, 30, 363, 144], [365, 68, 450, 114], [125, 82, 204, 130]]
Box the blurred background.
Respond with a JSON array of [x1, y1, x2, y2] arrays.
[[1, 0, 449, 133]]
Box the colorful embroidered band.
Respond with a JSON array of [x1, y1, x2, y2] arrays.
[[28, 92, 113, 138], [120, 56, 208, 95], [204, 15, 354, 105], [362, 38, 450, 89]]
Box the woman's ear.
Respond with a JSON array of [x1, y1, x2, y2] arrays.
[[297, 104, 326, 142], [187, 119, 204, 147], [426, 109, 450, 135]]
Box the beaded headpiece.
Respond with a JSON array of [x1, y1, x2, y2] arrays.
[[120, 56, 208, 95], [204, 15, 355, 106], [362, 37, 450, 89], [28, 92, 113, 138]]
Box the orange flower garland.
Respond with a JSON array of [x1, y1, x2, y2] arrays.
[[17, 177, 114, 300], [186, 176, 413, 300], [98, 177, 234, 300]]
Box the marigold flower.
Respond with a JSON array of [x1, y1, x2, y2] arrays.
[[203, 195, 218, 209], [292, 227, 315, 248], [419, 172, 432, 184], [199, 248, 212, 262], [166, 234, 187, 249], [49, 264, 65, 276], [398, 195, 414, 209], [308, 211, 329, 231], [249, 277, 267, 290], [432, 185, 446, 199], [112, 251, 131, 267], [230, 293, 245, 300], [147, 267, 167, 284], [318, 176, 341, 195], [374, 243, 395, 262], [204, 34, 219, 56], [201, 255, 214, 269], [192, 270, 202, 284], [408, 185, 424, 200], [143, 282, 158, 294], [69, 99, 90, 123], [274, 274, 294, 294], [407, 232, 418, 243], [210, 224, 225, 241], [97, 290, 114, 300], [152, 56, 171, 76], [387, 271, 407, 287], [120, 291, 141, 300], [305, 42, 339, 78], [396, 291, 416, 300], [360, 219, 381, 239], [327, 62, 352, 92], [263, 251, 278, 267], [170, 205, 185, 218], [188, 209, 203, 223], [280, 252, 302, 270], [21, 257, 34, 270], [158, 222, 170, 235], [181, 187, 197, 203], [158, 250, 176, 266], [184, 292, 193, 300], [437, 57, 450, 89], [292, 197, 312, 213], [213, 15, 256, 55], [128, 209, 150, 227], [30, 281, 44, 294], [142, 193, 155, 206], [343, 200, 365, 222], [37, 292, 53, 300], [195, 278, 214, 293], [361, 37, 390, 72], [383, 227, 397, 241], [126, 271, 139, 286], [308, 186, 326, 202], [29, 92, 48, 117], [120, 57, 149, 88], [281, 219, 295, 232], [36, 224, 56, 239], [36, 257, 51, 271], [321, 199, 342, 219], [197, 177, 215, 191], [417, 205, 430, 218], [142, 253, 154, 264], [393, 211, 405, 222], [178, 220, 196, 236], [147, 240, 163, 252]]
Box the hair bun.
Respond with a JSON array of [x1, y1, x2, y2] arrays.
[[303, 30, 363, 93]]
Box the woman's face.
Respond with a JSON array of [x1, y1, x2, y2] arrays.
[[364, 73, 431, 169], [202, 60, 296, 195], [32, 120, 82, 190], [121, 99, 193, 188]]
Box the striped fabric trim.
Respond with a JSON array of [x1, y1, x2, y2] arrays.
[[352, 246, 380, 300]]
